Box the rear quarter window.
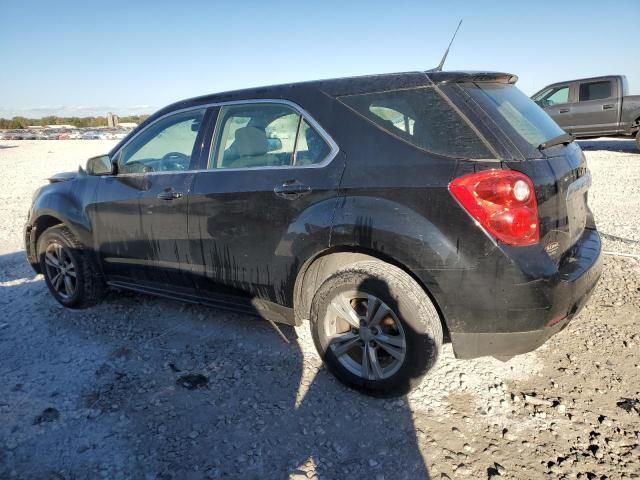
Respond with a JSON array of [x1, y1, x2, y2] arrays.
[[338, 87, 493, 159], [462, 82, 565, 150], [579, 81, 612, 101]]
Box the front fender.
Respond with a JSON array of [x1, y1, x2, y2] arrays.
[[28, 177, 99, 261]]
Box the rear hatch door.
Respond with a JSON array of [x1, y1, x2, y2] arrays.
[[449, 81, 593, 259], [506, 142, 591, 261]]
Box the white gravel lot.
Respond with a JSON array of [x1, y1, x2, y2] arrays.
[[0, 139, 638, 479]]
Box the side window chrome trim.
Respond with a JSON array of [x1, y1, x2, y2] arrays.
[[110, 99, 339, 175]]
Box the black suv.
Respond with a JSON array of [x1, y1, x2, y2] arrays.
[[26, 71, 602, 396]]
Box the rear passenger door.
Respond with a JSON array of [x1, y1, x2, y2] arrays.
[[188, 102, 345, 308], [571, 79, 619, 135]]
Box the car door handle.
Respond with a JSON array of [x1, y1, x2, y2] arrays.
[[559, 108, 570, 113], [273, 182, 312, 200], [156, 191, 184, 200], [602, 104, 614, 110]]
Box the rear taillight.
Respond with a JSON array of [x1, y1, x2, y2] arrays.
[[449, 170, 539, 246]]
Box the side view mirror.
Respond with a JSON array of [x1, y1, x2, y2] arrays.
[[86, 155, 114, 176]]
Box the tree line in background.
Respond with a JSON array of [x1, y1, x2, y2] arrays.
[[0, 115, 150, 129]]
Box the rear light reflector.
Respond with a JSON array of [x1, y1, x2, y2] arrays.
[[449, 170, 540, 246]]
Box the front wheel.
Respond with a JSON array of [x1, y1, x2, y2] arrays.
[[38, 225, 106, 308], [310, 261, 443, 397]]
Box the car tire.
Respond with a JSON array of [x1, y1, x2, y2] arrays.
[[38, 225, 106, 308], [310, 260, 442, 397], [635, 130, 640, 152]]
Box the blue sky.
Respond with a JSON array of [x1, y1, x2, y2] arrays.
[[1, 0, 638, 118]]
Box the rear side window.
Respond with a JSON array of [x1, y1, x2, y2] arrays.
[[339, 87, 492, 159], [296, 119, 331, 165], [210, 104, 332, 169], [579, 81, 612, 101]]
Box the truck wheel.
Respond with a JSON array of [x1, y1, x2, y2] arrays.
[[310, 260, 442, 397], [38, 225, 106, 308]]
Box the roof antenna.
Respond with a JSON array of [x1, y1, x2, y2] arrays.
[[433, 19, 463, 72]]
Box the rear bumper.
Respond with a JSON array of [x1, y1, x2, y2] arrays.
[[448, 228, 603, 359]]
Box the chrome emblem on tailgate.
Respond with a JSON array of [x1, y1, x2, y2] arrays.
[[545, 241, 560, 255]]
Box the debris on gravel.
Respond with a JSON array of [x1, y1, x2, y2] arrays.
[[33, 407, 60, 425], [176, 373, 209, 390]]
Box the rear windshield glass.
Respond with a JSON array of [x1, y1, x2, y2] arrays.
[[338, 87, 492, 159], [461, 83, 565, 148]]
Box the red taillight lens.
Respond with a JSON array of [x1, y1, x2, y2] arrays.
[[449, 170, 540, 246]]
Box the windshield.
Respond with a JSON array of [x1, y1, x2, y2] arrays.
[[462, 83, 565, 148]]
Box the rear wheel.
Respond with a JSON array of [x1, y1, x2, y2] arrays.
[[38, 225, 106, 308], [310, 261, 442, 397]]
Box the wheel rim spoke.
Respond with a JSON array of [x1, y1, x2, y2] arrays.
[[45, 252, 60, 268], [361, 344, 371, 379], [376, 333, 405, 348], [329, 294, 361, 328], [52, 271, 63, 290], [368, 301, 390, 328], [368, 345, 384, 379], [376, 335, 405, 360], [330, 332, 360, 358], [63, 275, 74, 295], [364, 294, 380, 324]]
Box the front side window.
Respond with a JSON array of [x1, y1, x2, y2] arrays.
[[339, 87, 492, 159], [210, 103, 331, 169], [579, 81, 612, 101], [118, 109, 205, 174], [533, 86, 570, 106], [545, 86, 570, 105]]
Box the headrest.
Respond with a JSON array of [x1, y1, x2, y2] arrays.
[[234, 126, 268, 157]]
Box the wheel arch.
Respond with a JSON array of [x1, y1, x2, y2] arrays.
[[27, 213, 66, 273], [28, 206, 94, 270], [293, 246, 450, 338]]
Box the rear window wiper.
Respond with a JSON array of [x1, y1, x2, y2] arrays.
[[538, 133, 574, 150]]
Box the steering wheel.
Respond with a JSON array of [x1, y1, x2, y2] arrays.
[[160, 152, 190, 171]]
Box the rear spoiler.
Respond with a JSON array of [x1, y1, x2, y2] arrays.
[[426, 71, 518, 85]]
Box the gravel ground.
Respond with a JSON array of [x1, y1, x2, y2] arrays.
[[0, 139, 639, 480]]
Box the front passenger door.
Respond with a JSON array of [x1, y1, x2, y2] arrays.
[[95, 108, 209, 289], [536, 84, 573, 131]]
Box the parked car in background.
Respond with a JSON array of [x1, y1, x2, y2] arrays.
[[0, 128, 134, 141], [532, 75, 640, 149], [26, 70, 602, 396]]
